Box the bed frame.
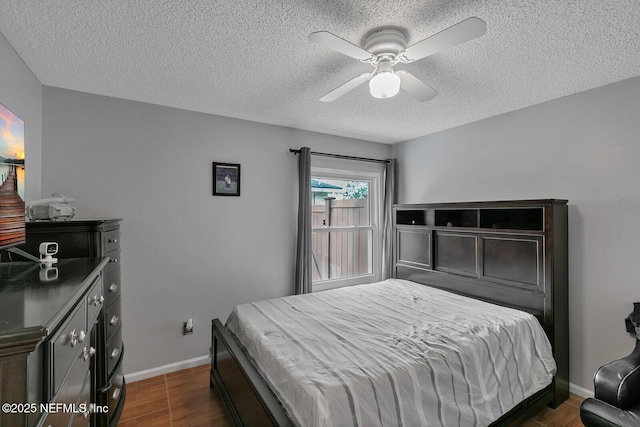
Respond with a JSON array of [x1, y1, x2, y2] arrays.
[[211, 199, 569, 426]]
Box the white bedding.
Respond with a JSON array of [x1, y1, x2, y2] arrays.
[[227, 278, 556, 427]]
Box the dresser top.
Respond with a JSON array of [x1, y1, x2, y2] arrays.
[[0, 257, 107, 343], [26, 218, 121, 230]]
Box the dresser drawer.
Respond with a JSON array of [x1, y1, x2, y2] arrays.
[[106, 327, 123, 376], [50, 300, 87, 395], [104, 248, 121, 274], [86, 276, 104, 326], [105, 297, 122, 342], [69, 370, 92, 427], [102, 228, 120, 253], [103, 266, 121, 308], [107, 364, 125, 423], [46, 338, 92, 425]]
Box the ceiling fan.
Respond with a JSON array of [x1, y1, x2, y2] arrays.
[[309, 17, 486, 102]]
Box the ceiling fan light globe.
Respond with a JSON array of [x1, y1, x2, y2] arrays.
[[369, 72, 400, 99]]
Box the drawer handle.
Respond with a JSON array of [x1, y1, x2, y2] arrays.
[[83, 346, 97, 361], [111, 347, 121, 359], [69, 329, 86, 347], [91, 294, 105, 306], [109, 283, 119, 293], [110, 315, 119, 326], [108, 238, 118, 244], [112, 387, 121, 400], [98, 380, 112, 393], [109, 258, 118, 264]]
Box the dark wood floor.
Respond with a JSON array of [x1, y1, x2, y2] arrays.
[[118, 364, 231, 427], [118, 363, 585, 426]]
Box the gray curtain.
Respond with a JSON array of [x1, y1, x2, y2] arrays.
[[294, 147, 312, 294], [381, 158, 397, 280]]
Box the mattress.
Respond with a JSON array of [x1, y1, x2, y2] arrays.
[[227, 278, 556, 427]]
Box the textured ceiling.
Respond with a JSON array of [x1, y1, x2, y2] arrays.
[[1, 0, 639, 144]]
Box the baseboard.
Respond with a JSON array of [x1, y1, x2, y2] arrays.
[[569, 382, 594, 399], [124, 355, 210, 383]]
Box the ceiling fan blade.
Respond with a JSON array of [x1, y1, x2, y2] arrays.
[[399, 17, 486, 62], [397, 71, 438, 102], [319, 73, 372, 102], [309, 31, 374, 62]]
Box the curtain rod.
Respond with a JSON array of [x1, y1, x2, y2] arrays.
[[289, 148, 390, 164]]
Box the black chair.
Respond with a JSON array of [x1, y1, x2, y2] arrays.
[[580, 304, 640, 427]]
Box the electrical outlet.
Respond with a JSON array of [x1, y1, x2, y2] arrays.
[[183, 318, 193, 335]]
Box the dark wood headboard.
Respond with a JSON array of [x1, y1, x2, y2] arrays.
[[392, 199, 568, 408]]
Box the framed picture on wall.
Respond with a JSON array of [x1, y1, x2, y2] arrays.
[[212, 162, 241, 196]]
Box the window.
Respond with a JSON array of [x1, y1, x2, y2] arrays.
[[311, 168, 381, 291]]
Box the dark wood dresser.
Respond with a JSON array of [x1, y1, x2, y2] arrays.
[[0, 257, 108, 427], [10, 219, 126, 426]]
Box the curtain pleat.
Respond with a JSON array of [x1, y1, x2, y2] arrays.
[[294, 147, 312, 294], [381, 158, 397, 280]]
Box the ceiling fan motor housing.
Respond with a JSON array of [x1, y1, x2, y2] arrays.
[[363, 28, 407, 59]]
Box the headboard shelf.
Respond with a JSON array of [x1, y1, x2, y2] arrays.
[[396, 209, 429, 226], [479, 207, 543, 230], [435, 209, 478, 227], [393, 199, 568, 408]]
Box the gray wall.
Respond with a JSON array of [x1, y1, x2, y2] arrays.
[[41, 86, 391, 375], [7, 23, 639, 390], [0, 32, 41, 201], [393, 75, 640, 392]]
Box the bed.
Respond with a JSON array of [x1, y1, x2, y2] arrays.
[[211, 199, 569, 427]]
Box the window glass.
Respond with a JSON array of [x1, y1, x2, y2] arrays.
[[311, 178, 373, 282]]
